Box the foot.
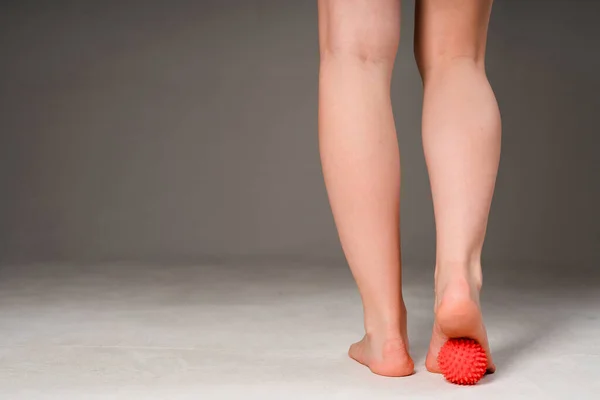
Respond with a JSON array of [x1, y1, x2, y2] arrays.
[[425, 269, 495, 374], [349, 314, 414, 377]]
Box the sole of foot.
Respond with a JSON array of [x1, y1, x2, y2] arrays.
[[426, 278, 496, 374]]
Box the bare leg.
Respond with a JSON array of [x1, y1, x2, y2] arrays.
[[318, 0, 413, 377], [414, 0, 500, 373]]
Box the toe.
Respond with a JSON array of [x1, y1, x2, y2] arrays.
[[348, 338, 367, 365], [425, 322, 446, 373]]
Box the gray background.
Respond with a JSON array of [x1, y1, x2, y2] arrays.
[[1, 0, 599, 268]]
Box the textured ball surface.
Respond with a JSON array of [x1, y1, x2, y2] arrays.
[[437, 338, 487, 385]]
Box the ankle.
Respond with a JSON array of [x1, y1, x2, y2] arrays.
[[435, 260, 483, 290], [364, 328, 404, 344], [364, 303, 406, 337]]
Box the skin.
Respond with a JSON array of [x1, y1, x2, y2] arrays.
[[318, 0, 499, 376]]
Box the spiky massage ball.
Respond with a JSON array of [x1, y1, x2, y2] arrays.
[[437, 338, 487, 385]]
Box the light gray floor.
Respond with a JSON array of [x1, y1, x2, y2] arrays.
[[0, 262, 598, 399]]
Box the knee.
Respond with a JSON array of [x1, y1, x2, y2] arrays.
[[414, 47, 484, 81], [320, 25, 399, 66]]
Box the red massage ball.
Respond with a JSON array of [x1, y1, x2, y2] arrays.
[[437, 338, 487, 385]]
